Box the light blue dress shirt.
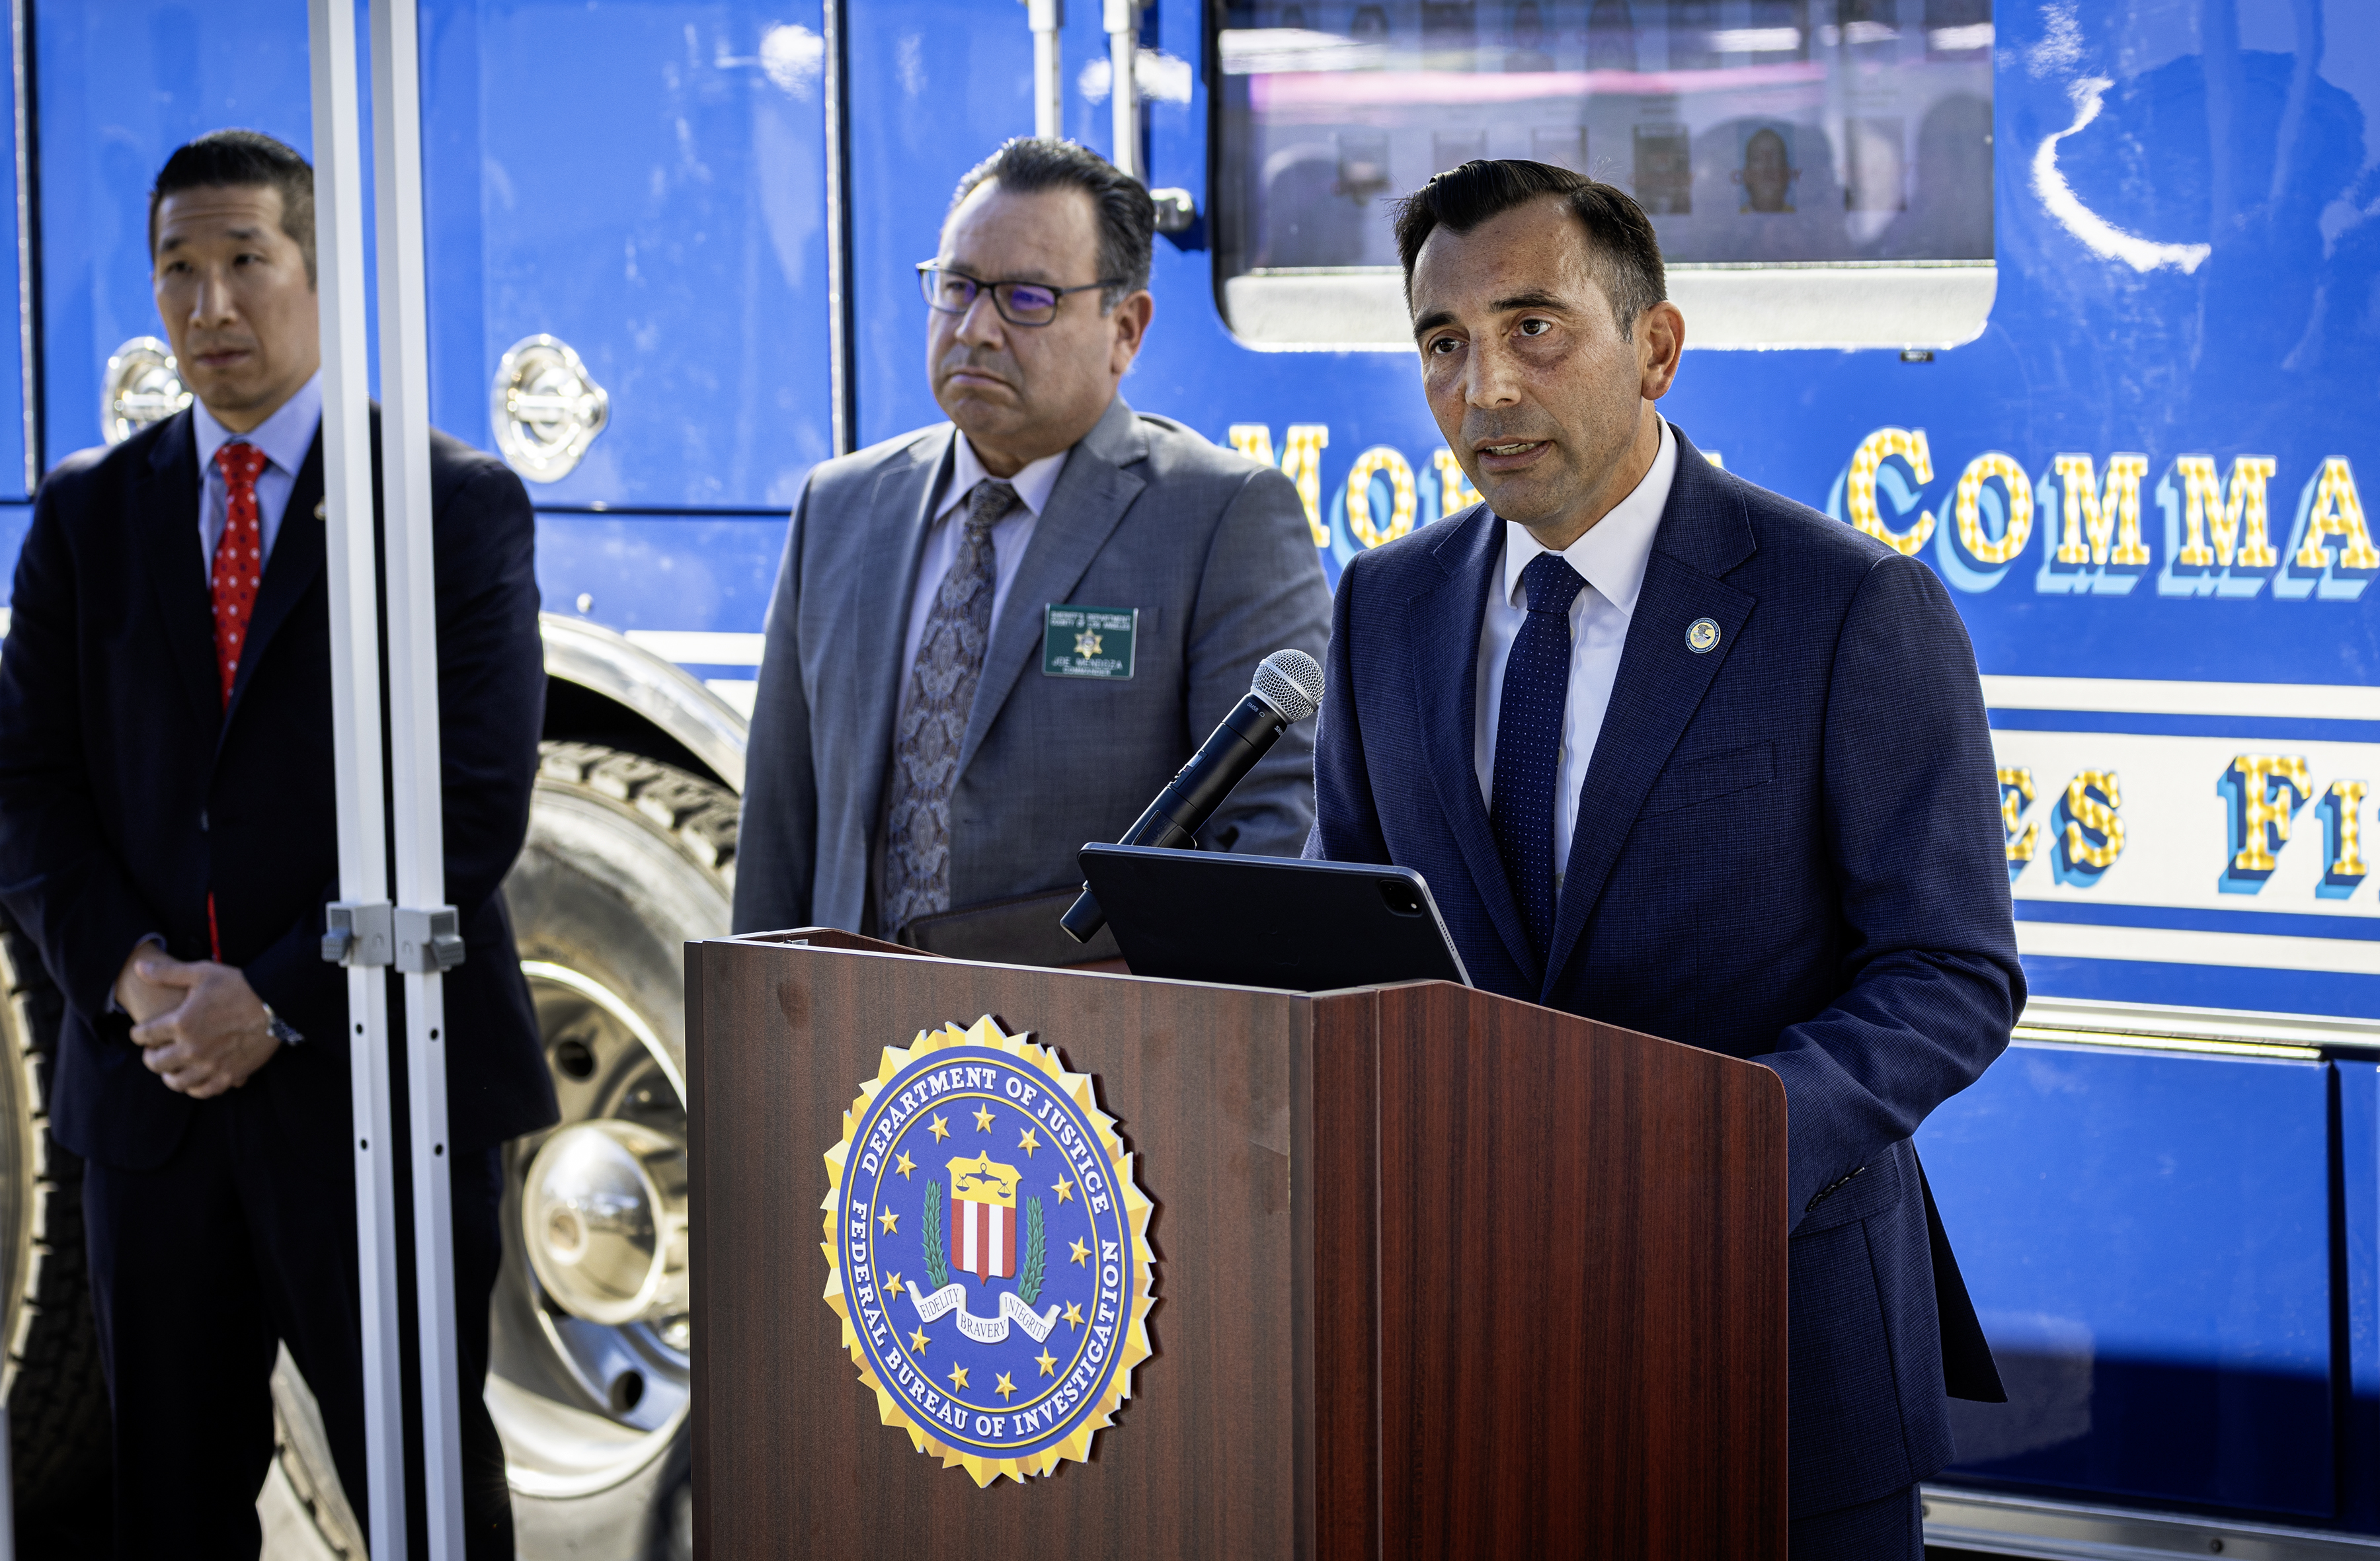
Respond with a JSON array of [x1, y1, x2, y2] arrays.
[[190, 370, 323, 571]]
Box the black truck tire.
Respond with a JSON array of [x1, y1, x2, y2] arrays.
[[1, 912, 112, 1555]]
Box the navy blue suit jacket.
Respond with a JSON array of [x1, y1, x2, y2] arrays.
[[1310, 423, 2020, 1517], [0, 407, 559, 1169]]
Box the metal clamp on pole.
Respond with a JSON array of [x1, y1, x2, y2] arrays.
[[323, 901, 395, 966], [394, 906, 466, 973]]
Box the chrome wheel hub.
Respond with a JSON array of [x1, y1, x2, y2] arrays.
[[522, 1119, 688, 1332], [496, 961, 690, 1479]]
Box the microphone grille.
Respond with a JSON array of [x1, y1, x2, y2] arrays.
[[1252, 648, 1324, 724]]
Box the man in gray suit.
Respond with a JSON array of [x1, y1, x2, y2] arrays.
[[733, 139, 1331, 951]]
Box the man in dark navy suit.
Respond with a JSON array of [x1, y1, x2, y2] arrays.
[[1307, 159, 2019, 1558], [0, 130, 554, 1558]]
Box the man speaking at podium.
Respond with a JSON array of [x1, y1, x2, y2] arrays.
[[1306, 160, 2021, 1559]]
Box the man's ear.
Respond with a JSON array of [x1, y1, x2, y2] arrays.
[[1110, 290, 1155, 374], [1637, 300, 1685, 401]]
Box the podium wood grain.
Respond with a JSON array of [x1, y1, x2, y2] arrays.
[[689, 934, 1785, 1559]]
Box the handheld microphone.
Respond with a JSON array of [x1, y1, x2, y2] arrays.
[[1058, 648, 1325, 944]]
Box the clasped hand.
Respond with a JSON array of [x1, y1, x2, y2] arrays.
[[115, 945, 281, 1098]]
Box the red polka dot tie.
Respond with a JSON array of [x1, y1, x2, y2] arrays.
[[209, 441, 268, 708]]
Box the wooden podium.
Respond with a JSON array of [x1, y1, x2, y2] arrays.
[[687, 930, 1786, 1558]]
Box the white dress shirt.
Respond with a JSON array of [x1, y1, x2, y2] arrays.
[[191, 371, 323, 572], [1474, 417, 1678, 885], [894, 434, 1068, 717]]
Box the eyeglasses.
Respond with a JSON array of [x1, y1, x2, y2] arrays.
[[916, 263, 1121, 327]]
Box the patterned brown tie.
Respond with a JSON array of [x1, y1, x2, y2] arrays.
[[882, 478, 1018, 935]]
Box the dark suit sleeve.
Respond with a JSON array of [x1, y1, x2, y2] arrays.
[[1304, 549, 1393, 864], [425, 462, 545, 916], [0, 469, 167, 1020], [731, 482, 819, 932], [1753, 553, 2024, 1227], [1185, 465, 1333, 858], [241, 458, 544, 1017]]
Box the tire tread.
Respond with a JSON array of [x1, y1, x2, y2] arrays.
[[539, 741, 738, 877], [0, 915, 112, 1521]]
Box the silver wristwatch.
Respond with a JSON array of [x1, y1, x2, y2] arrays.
[[260, 1002, 304, 1047]]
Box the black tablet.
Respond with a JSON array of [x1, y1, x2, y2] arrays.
[[1076, 844, 1471, 992]]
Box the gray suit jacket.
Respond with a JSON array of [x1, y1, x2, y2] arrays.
[[733, 395, 1333, 936]]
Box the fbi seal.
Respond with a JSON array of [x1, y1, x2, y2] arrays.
[[820, 1017, 1156, 1485]]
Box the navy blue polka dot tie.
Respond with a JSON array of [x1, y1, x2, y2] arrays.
[[1490, 551, 1585, 967]]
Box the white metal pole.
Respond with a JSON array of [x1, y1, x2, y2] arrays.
[[306, 1, 407, 1556], [1105, 0, 1137, 179], [1027, 0, 1062, 141], [370, 0, 466, 1554]]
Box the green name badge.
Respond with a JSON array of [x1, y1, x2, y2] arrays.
[[1043, 605, 1138, 680]]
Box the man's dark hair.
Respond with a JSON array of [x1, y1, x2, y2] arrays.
[[949, 138, 1155, 309], [1391, 159, 1666, 335], [149, 130, 316, 286]]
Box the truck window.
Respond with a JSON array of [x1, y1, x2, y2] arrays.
[[1212, 0, 1995, 350]]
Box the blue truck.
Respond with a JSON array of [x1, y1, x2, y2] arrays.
[[1, 1, 2375, 1556]]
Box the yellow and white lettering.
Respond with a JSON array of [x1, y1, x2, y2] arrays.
[[1345, 446, 1417, 549], [1433, 448, 1482, 517], [1846, 427, 1934, 555], [2291, 458, 2380, 573], [1998, 768, 2040, 863], [2326, 780, 2370, 883], [2051, 454, 2153, 567], [2061, 771, 2124, 870], [2172, 454, 2278, 569], [1229, 422, 1331, 548], [2225, 755, 2313, 874], [1957, 452, 2035, 565]]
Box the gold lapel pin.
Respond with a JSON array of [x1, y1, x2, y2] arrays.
[[315, 499, 327, 520]]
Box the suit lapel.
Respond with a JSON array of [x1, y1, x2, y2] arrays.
[[130, 412, 222, 736], [852, 428, 952, 826], [955, 396, 1146, 778], [1409, 506, 1538, 982], [1540, 426, 1757, 1000], [221, 430, 327, 733]]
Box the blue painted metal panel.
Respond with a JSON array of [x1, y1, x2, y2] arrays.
[[534, 512, 781, 637], [0, 501, 32, 604], [30, 0, 374, 475], [1154, 4, 2380, 679], [844, 0, 1209, 449], [0, 32, 27, 503], [1918, 1043, 2334, 1517], [421, 0, 833, 508], [2014, 956, 2380, 1025], [845, 0, 1029, 450]]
